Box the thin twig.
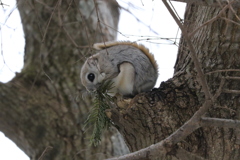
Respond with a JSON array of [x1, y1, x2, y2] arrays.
[[229, 2, 240, 21], [107, 1, 218, 159], [57, 0, 62, 27], [106, 140, 167, 160], [170, 0, 237, 7], [73, 0, 92, 49], [98, 20, 129, 38], [93, 0, 107, 44], [223, 89, 240, 94], [107, 1, 233, 159], [225, 76, 240, 80], [216, 0, 224, 8], [38, 146, 53, 160], [62, 0, 73, 20], [42, 0, 61, 43], [0, 26, 14, 73], [62, 27, 79, 47], [35, 0, 53, 10], [130, 37, 180, 46], [176, 148, 206, 160], [189, 3, 231, 37], [25, 0, 44, 37], [214, 105, 236, 113], [120, 6, 159, 35], [58, 3, 88, 58], [106, 100, 212, 160], [162, 0, 212, 100], [201, 117, 240, 129], [213, 78, 225, 100], [206, 69, 240, 75], [0, 0, 9, 8], [169, 1, 182, 21], [220, 17, 240, 26]]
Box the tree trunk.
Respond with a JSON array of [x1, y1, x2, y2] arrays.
[[107, 2, 240, 160], [2, 0, 240, 160], [0, 0, 129, 159]]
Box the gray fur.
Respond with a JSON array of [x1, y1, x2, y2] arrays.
[[81, 44, 158, 96]]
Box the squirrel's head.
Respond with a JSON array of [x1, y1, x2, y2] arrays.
[[80, 56, 106, 92]]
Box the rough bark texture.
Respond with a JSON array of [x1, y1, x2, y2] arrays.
[[107, 3, 240, 160], [2, 0, 240, 160], [0, 0, 129, 159]]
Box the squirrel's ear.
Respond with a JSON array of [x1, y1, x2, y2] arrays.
[[87, 57, 98, 67], [94, 58, 98, 64]]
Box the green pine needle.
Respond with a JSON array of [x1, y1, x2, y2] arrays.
[[84, 80, 115, 146]]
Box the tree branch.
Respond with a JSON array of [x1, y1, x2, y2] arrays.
[[223, 89, 240, 94], [107, 1, 232, 159], [189, 3, 231, 37], [106, 141, 167, 160], [225, 76, 240, 80], [162, 0, 212, 100], [206, 69, 240, 75], [201, 117, 240, 128], [170, 0, 240, 7], [176, 148, 206, 160], [106, 100, 211, 160]]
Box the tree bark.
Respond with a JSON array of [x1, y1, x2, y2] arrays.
[[0, 0, 129, 159], [2, 0, 240, 160], [107, 2, 240, 160]]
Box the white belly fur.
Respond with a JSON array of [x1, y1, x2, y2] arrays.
[[108, 62, 135, 96]]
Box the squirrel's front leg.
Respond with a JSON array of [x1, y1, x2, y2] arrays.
[[110, 62, 135, 97]]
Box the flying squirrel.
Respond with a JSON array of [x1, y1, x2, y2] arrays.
[[80, 41, 158, 97]]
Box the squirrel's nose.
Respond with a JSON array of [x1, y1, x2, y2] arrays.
[[87, 88, 96, 92], [86, 84, 99, 92]]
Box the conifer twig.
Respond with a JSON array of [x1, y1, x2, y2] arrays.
[[84, 80, 114, 146]]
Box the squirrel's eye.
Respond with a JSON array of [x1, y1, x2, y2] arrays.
[[87, 73, 95, 82]]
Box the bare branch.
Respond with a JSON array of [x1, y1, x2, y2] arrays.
[[223, 89, 240, 94], [73, 0, 92, 48], [225, 76, 240, 80], [215, 105, 236, 113], [201, 117, 240, 129], [38, 146, 53, 160], [163, 0, 212, 100], [93, 0, 107, 43], [106, 100, 211, 160], [108, 1, 229, 159], [0, 28, 14, 73], [220, 17, 240, 26], [229, 3, 240, 21], [62, 27, 79, 47], [170, 0, 240, 7], [42, 0, 61, 43], [0, 0, 9, 8], [98, 20, 128, 38], [176, 148, 206, 160], [109, 1, 238, 159], [213, 78, 226, 100], [35, 0, 53, 10], [119, 5, 159, 35], [106, 141, 167, 160], [189, 3, 231, 37], [206, 69, 240, 75], [168, 100, 212, 144]]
